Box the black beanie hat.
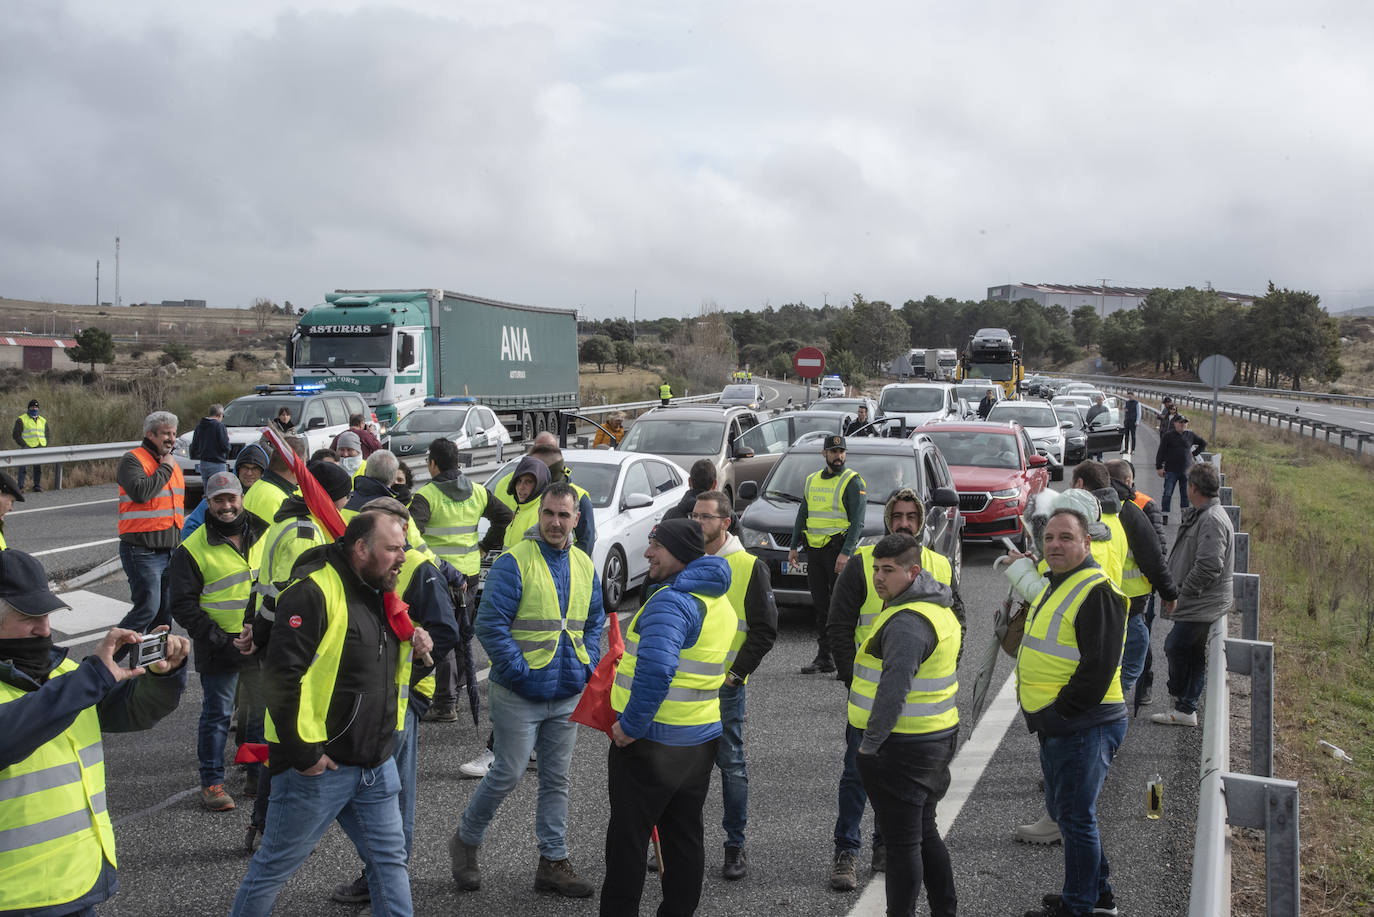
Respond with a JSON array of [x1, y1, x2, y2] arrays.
[[308, 460, 354, 501], [649, 518, 705, 565]]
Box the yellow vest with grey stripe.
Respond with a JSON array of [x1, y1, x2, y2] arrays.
[[720, 550, 755, 681], [803, 468, 861, 548], [492, 472, 517, 512], [394, 544, 440, 713], [611, 590, 736, 726], [243, 479, 295, 527], [1116, 516, 1151, 599], [254, 512, 331, 617], [847, 600, 960, 734], [415, 481, 486, 576], [1100, 511, 1127, 589], [182, 525, 265, 635], [18, 414, 47, 447], [853, 545, 953, 648], [1016, 566, 1126, 713], [338, 507, 428, 557], [506, 537, 594, 669], [264, 563, 410, 741], [0, 659, 116, 912]]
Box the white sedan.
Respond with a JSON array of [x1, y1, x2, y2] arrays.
[[481, 449, 688, 610]]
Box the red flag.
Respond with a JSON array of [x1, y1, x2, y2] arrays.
[[261, 426, 414, 641], [234, 742, 270, 764], [570, 611, 624, 737]]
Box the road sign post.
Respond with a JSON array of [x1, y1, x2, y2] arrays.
[[793, 347, 825, 408], [1198, 354, 1236, 442]]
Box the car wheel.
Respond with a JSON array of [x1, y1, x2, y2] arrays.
[[603, 547, 628, 611], [1051, 465, 1064, 482], [723, 485, 734, 512], [950, 537, 963, 588]]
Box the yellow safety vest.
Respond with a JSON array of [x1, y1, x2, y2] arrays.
[[659, 384, 672, 399], [243, 479, 295, 528], [182, 526, 265, 634], [254, 513, 330, 613], [415, 481, 486, 575], [1100, 511, 1127, 589], [0, 659, 117, 912], [264, 562, 410, 742], [854, 544, 953, 647], [1119, 541, 1151, 599], [847, 600, 960, 734], [0, 530, 6, 550], [1016, 567, 1126, 713], [492, 473, 516, 512], [719, 550, 754, 679], [504, 499, 541, 550], [394, 545, 441, 713], [18, 415, 46, 447], [803, 468, 861, 548], [337, 507, 427, 555], [612, 589, 735, 726], [505, 538, 594, 669]]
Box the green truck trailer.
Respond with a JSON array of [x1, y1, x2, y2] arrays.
[[287, 289, 579, 435]]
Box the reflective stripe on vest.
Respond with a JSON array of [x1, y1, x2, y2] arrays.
[[507, 538, 594, 669], [0, 659, 116, 912], [1120, 549, 1151, 598], [612, 588, 735, 725], [255, 516, 329, 603], [855, 545, 953, 645], [803, 468, 860, 548], [720, 551, 754, 677], [1016, 567, 1126, 713], [116, 448, 185, 535], [847, 600, 960, 734], [18, 415, 46, 447], [183, 526, 265, 634], [416, 481, 486, 576]]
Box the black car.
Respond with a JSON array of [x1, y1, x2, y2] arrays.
[[735, 435, 963, 603]]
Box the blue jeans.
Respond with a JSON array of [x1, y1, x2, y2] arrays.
[[1039, 719, 1126, 915], [231, 760, 412, 917], [1161, 471, 1190, 514], [198, 460, 228, 483], [1164, 619, 1212, 714], [197, 672, 246, 787], [459, 681, 579, 860], [835, 722, 883, 853], [15, 459, 41, 490], [116, 542, 173, 633], [1119, 607, 1150, 694], [715, 682, 748, 847], [394, 706, 418, 861]]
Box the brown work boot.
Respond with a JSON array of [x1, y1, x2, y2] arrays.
[[449, 833, 481, 891], [534, 856, 594, 898], [830, 850, 858, 891]]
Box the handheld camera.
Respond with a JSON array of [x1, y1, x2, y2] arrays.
[[123, 631, 169, 669]]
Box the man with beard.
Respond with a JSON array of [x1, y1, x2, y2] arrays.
[[824, 489, 960, 891], [789, 435, 866, 675], [0, 549, 191, 916], [231, 510, 422, 917], [168, 472, 269, 814]]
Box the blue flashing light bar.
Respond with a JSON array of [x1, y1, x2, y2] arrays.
[[424, 396, 476, 406], [254, 383, 327, 394]]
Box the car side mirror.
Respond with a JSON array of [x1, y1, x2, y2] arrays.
[[622, 492, 653, 510], [739, 480, 759, 501], [732, 442, 754, 459], [306, 417, 326, 430], [932, 486, 960, 508], [1028, 454, 1049, 468], [1060, 420, 1074, 429]]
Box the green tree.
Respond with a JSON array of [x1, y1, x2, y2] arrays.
[[250, 297, 277, 333], [612, 340, 637, 373], [226, 352, 260, 381], [69, 327, 115, 372], [1249, 283, 1342, 389], [1071, 305, 1102, 348], [1099, 310, 1143, 370], [161, 341, 195, 368], [579, 335, 615, 372]]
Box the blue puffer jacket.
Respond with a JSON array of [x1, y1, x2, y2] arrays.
[[616, 553, 731, 746], [477, 529, 606, 701]]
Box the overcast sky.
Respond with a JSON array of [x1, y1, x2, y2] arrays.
[[3, 1, 1372, 318]]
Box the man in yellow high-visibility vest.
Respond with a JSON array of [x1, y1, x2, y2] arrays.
[[11, 399, 48, 492], [788, 434, 866, 675], [0, 548, 190, 916]]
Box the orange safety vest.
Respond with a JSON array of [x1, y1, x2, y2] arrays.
[[1131, 491, 1151, 513], [117, 447, 185, 535]]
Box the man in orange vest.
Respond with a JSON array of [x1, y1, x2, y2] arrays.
[[116, 411, 186, 633]]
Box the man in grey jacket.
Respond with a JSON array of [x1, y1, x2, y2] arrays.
[[1151, 463, 1233, 727]]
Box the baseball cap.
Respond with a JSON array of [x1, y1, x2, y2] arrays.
[[823, 434, 847, 451], [0, 549, 70, 617], [1162, 396, 1174, 404], [205, 471, 243, 499], [1173, 414, 1189, 424], [0, 470, 24, 503]]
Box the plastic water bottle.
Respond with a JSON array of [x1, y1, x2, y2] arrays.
[[1147, 774, 1163, 819], [1318, 740, 1354, 763]]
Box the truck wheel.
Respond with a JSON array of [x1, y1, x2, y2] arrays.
[[521, 413, 534, 441], [603, 547, 628, 611], [534, 413, 548, 435], [545, 412, 560, 438]]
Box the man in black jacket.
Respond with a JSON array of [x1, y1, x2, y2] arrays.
[[230, 510, 430, 916], [1107, 459, 1167, 705], [1155, 414, 1206, 524], [663, 458, 718, 522], [189, 404, 231, 483]]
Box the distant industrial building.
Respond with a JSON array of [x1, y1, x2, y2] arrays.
[[987, 283, 1255, 317], [158, 299, 207, 309]]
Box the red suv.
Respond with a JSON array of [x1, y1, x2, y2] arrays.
[[918, 421, 1050, 546]]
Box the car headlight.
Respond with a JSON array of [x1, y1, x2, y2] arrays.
[[1066, 433, 1086, 445], [1034, 436, 1060, 448], [736, 526, 772, 550], [990, 487, 1020, 499]]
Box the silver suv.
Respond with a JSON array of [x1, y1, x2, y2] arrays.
[[617, 404, 763, 508]]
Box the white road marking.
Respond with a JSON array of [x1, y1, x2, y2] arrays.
[[52, 589, 132, 636], [848, 672, 1021, 916], [32, 537, 120, 557], [9, 497, 118, 515]]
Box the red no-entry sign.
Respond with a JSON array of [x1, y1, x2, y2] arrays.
[[793, 346, 825, 379]]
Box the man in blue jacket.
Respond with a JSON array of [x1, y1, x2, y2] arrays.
[[449, 482, 605, 898], [599, 518, 735, 917]]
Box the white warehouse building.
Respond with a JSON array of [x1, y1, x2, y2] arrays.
[[987, 282, 1254, 317]]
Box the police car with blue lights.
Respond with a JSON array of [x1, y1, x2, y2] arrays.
[[172, 383, 371, 486], [381, 397, 512, 463]]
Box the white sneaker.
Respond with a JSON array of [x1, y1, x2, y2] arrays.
[[1013, 812, 1062, 845], [459, 748, 496, 778], [1150, 709, 1198, 727]]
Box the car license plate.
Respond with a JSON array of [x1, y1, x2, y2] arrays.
[[782, 560, 808, 576]]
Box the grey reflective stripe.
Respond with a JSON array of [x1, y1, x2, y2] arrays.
[[513, 637, 557, 652], [675, 657, 728, 677], [734, 618, 748, 633], [848, 692, 957, 717], [853, 664, 957, 692], [611, 672, 718, 704], [513, 619, 565, 633], [434, 543, 479, 555], [0, 762, 81, 802], [854, 662, 882, 683], [254, 581, 280, 599], [623, 632, 640, 652], [858, 612, 879, 630], [258, 605, 276, 622], [77, 741, 102, 768], [205, 569, 256, 592], [201, 598, 250, 612], [1020, 574, 1103, 661], [399, 685, 410, 700], [427, 524, 479, 536], [0, 801, 103, 853]]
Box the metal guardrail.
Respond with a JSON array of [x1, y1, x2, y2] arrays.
[[1049, 370, 1374, 409]]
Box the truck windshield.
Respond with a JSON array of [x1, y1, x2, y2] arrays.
[[964, 361, 1014, 382], [295, 332, 391, 368]]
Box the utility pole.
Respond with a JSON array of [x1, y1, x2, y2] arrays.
[[632, 288, 637, 345], [95, 260, 100, 307], [115, 233, 121, 308], [1099, 277, 1110, 318]]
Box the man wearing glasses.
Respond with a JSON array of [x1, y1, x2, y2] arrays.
[[689, 491, 778, 880]]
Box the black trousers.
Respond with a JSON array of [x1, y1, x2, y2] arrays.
[[600, 737, 718, 917], [1121, 423, 1137, 453], [804, 535, 845, 653], [856, 732, 958, 917]]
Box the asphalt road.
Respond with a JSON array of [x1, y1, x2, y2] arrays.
[[5, 407, 1218, 917]]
